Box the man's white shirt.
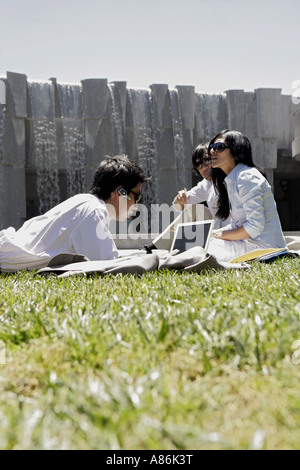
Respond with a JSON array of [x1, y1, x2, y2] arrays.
[[0, 194, 118, 272]]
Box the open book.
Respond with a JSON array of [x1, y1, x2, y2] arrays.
[[230, 247, 289, 263]]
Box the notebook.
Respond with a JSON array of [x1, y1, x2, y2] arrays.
[[229, 247, 290, 263], [170, 219, 215, 254]]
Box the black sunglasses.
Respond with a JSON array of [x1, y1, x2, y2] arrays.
[[129, 189, 142, 203], [209, 142, 230, 153], [195, 156, 212, 169]]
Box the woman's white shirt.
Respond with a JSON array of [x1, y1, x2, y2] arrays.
[[207, 164, 286, 262], [223, 164, 286, 248]]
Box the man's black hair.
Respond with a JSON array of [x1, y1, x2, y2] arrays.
[[89, 155, 149, 200]]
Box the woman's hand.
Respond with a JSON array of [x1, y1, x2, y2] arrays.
[[211, 229, 224, 239], [173, 188, 190, 211], [211, 226, 251, 241]]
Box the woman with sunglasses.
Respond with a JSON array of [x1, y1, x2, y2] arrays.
[[207, 129, 286, 261], [173, 143, 231, 228]]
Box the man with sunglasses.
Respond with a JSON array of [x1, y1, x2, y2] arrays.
[[0, 155, 148, 272], [173, 143, 231, 228]]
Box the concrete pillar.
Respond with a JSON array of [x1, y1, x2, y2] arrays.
[[279, 95, 293, 152], [53, 80, 86, 199], [254, 88, 282, 189], [174, 86, 195, 191], [109, 81, 127, 155], [150, 84, 175, 202], [125, 87, 158, 207], [262, 138, 278, 169], [256, 88, 282, 139], [158, 168, 178, 205], [82, 78, 109, 119], [110, 81, 127, 123], [150, 84, 172, 129], [0, 102, 5, 229], [6, 71, 27, 118], [82, 79, 113, 185], [175, 85, 195, 129], [244, 92, 258, 140], [1, 72, 27, 229], [292, 108, 300, 161], [26, 79, 60, 216], [226, 89, 245, 133], [194, 93, 227, 143], [252, 137, 277, 170], [0, 79, 6, 105]]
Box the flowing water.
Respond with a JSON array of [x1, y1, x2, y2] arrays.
[[4, 78, 213, 232], [169, 89, 185, 190], [57, 83, 86, 196], [127, 88, 159, 207], [108, 83, 126, 155], [28, 81, 60, 214]]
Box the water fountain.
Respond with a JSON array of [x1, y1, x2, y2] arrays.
[[108, 83, 126, 155], [127, 88, 159, 208], [0, 71, 299, 233], [169, 88, 186, 191], [55, 82, 86, 198], [27, 80, 60, 214]]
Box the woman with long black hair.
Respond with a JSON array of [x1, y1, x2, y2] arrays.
[[207, 129, 286, 261]]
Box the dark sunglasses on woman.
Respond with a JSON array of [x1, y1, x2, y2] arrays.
[[209, 142, 230, 153]]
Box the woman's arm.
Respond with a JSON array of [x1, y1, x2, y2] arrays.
[[212, 169, 266, 242], [237, 171, 266, 239], [173, 180, 211, 211], [211, 226, 250, 241], [173, 188, 190, 211]]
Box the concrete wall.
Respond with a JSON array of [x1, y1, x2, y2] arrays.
[[0, 71, 300, 230], [292, 108, 300, 161]]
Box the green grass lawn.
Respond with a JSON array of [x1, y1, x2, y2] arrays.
[[0, 257, 300, 450]]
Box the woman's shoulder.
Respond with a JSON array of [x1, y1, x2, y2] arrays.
[[235, 164, 266, 182], [188, 178, 212, 194], [233, 165, 270, 195], [195, 178, 213, 190]]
